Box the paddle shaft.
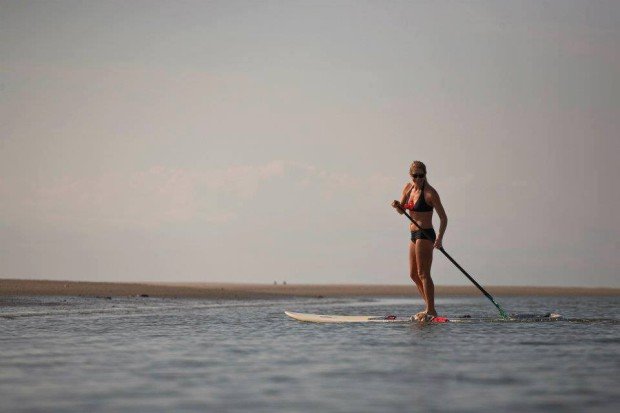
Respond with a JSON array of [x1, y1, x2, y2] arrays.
[[396, 205, 508, 318]]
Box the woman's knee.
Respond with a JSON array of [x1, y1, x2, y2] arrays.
[[418, 271, 433, 282]]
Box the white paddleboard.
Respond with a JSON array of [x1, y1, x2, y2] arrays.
[[284, 311, 451, 323], [284, 311, 562, 323]]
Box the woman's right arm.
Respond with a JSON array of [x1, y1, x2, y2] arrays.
[[391, 183, 411, 214]]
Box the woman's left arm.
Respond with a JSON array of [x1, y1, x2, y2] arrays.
[[430, 189, 447, 249]]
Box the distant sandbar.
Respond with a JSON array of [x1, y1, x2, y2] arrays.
[[0, 279, 618, 299]]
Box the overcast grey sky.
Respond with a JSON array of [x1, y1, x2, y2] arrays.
[[1, 0, 618, 287]]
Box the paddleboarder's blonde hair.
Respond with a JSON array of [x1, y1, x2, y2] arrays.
[[409, 161, 427, 176]]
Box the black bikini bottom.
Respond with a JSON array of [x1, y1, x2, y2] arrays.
[[410, 228, 436, 242]]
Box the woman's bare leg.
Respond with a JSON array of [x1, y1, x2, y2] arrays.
[[415, 239, 436, 316], [409, 241, 425, 299]]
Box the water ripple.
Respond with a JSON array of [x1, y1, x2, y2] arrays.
[[0, 295, 618, 413]]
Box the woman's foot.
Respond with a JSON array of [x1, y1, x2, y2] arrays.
[[422, 313, 437, 322], [412, 310, 438, 322], [413, 310, 427, 321]]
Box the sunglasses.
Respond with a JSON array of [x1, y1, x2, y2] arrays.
[[411, 173, 426, 179]]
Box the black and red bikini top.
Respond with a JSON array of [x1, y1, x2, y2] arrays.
[[404, 182, 433, 212]]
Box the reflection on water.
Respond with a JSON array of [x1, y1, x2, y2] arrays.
[[1, 295, 618, 412]]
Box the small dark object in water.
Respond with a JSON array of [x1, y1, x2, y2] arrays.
[[139, 294, 149, 298], [510, 312, 551, 319], [317, 295, 324, 299], [461, 314, 472, 318], [105, 296, 112, 300]]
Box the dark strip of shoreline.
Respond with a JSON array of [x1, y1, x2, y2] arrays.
[[1, 279, 618, 299]]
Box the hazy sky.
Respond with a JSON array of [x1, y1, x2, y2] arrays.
[[1, 1, 618, 287]]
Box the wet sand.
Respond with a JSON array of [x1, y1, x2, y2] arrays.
[[1, 279, 618, 299]]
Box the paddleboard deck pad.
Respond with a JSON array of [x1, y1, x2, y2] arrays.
[[284, 311, 562, 323]]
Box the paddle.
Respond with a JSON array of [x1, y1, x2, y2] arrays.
[[395, 204, 509, 319]]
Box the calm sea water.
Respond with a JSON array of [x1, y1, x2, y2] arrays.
[[1, 295, 618, 413]]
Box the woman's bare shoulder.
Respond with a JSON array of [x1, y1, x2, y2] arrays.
[[426, 183, 440, 197]]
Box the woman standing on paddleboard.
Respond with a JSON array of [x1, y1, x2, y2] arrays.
[[392, 161, 448, 321]]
